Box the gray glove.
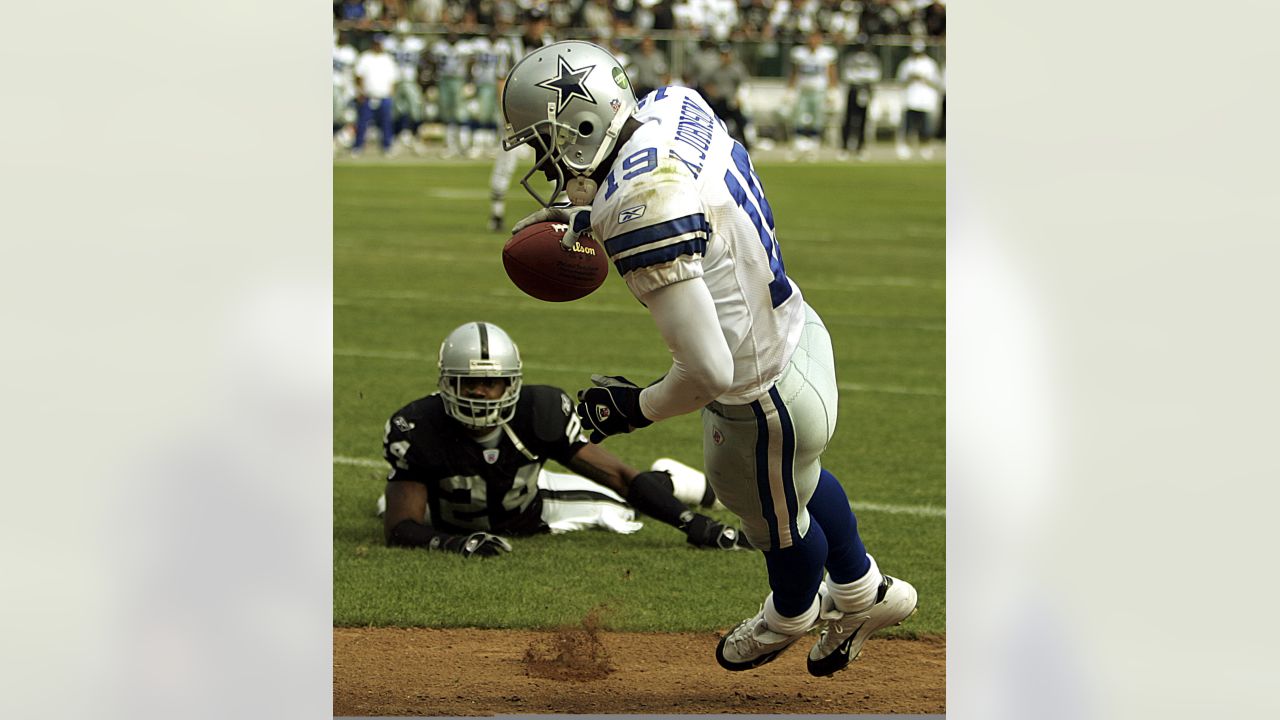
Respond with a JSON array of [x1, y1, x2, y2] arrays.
[[511, 205, 592, 249]]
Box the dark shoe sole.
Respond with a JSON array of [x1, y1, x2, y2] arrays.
[[715, 632, 795, 671]]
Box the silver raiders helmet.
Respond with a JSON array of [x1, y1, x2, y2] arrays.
[[437, 321, 523, 429], [501, 40, 638, 206]]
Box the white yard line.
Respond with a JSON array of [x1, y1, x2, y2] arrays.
[[332, 456, 945, 518], [335, 347, 944, 397]]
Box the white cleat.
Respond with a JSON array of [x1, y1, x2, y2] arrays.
[[716, 607, 809, 671], [806, 575, 918, 677]]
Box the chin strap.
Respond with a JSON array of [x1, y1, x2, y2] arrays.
[[498, 420, 538, 461]]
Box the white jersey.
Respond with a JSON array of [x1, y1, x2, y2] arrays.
[[588, 87, 805, 405], [896, 53, 942, 111], [354, 50, 397, 98], [790, 44, 838, 91], [467, 37, 506, 85], [431, 39, 470, 79], [332, 42, 357, 92], [384, 34, 426, 83]]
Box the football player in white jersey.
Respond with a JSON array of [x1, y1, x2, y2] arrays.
[[466, 27, 507, 157], [486, 9, 554, 231], [430, 28, 472, 157], [385, 20, 428, 153], [332, 30, 358, 147], [500, 41, 918, 677], [788, 30, 839, 161]]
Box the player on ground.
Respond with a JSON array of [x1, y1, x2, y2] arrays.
[[500, 41, 917, 676], [380, 321, 751, 557]]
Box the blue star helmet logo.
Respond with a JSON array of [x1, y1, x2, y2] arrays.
[[535, 56, 597, 114]]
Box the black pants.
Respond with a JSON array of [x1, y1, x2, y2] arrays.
[[842, 85, 870, 151], [903, 109, 931, 143]]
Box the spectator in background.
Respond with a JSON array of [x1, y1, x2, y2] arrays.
[[337, 0, 368, 21], [353, 34, 398, 156], [689, 38, 722, 88], [701, 43, 753, 150], [580, 0, 616, 39], [788, 29, 838, 161], [923, 0, 945, 36], [838, 35, 880, 161], [629, 36, 671, 99], [894, 38, 941, 159]]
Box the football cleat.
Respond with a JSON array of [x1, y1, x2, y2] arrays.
[[715, 608, 809, 671], [806, 575, 918, 677]]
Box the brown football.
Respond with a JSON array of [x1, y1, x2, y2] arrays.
[[502, 221, 609, 302]]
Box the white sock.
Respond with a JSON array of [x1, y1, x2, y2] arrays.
[[445, 124, 459, 152], [825, 554, 883, 613], [650, 457, 708, 506], [490, 199, 505, 220], [763, 592, 819, 635]]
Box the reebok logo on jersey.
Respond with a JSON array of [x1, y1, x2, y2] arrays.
[[618, 205, 646, 224]]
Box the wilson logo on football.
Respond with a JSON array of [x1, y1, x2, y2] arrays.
[[566, 240, 597, 256]]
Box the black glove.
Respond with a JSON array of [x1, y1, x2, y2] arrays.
[[434, 531, 513, 558], [681, 512, 754, 550], [576, 374, 653, 443]]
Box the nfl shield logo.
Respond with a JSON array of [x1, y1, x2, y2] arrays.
[[483, 448, 500, 464]]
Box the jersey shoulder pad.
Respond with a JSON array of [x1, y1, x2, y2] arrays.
[[383, 395, 448, 472], [596, 143, 709, 296], [519, 385, 580, 445]]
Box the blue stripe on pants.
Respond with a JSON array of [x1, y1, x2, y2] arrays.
[[750, 399, 780, 550], [770, 385, 801, 545]]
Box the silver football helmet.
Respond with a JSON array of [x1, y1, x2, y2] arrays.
[[437, 321, 523, 429], [501, 40, 638, 206]]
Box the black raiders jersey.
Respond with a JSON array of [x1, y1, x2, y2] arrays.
[[383, 385, 586, 535]]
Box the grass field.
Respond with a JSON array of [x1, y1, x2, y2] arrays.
[[334, 159, 944, 636]]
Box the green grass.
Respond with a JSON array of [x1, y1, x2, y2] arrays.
[[334, 160, 944, 635]]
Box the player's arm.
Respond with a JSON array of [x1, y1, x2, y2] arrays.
[[565, 441, 751, 550], [637, 278, 734, 421]]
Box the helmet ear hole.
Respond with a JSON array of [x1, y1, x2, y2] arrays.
[[578, 120, 594, 137]]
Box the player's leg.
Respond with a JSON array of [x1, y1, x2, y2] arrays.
[[535, 469, 642, 534], [354, 97, 371, 152], [488, 144, 517, 231], [440, 78, 459, 156], [793, 304, 918, 676], [705, 364, 830, 670], [375, 98, 393, 153]]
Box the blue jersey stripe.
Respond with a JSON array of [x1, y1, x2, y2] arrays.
[[770, 385, 800, 546], [613, 237, 707, 274], [604, 213, 710, 256], [750, 399, 782, 550]]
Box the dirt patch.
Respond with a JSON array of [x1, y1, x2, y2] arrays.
[[334, 624, 945, 715], [522, 606, 615, 681]]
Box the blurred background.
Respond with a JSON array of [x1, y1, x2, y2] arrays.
[[332, 0, 945, 161]]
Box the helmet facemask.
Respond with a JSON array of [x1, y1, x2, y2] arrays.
[[438, 371, 522, 430]]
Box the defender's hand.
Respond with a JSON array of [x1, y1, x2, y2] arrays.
[[682, 512, 754, 550], [576, 374, 653, 443], [436, 532, 513, 558]]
